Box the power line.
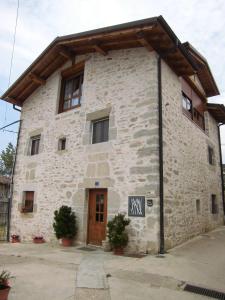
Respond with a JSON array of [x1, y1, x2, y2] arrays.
[[4, 0, 20, 123]]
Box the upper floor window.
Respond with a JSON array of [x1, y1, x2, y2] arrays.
[[92, 118, 109, 144], [59, 71, 83, 113], [208, 146, 214, 165], [22, 191, 34, 213], [182, 92, 192, 113], [30, 135, 40, 155], [181, 91, 205, 131]]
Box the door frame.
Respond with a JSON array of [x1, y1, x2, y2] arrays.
[[87, 188, 107, 245]]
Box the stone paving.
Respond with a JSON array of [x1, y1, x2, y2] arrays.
[[0, 227, 225, 299]]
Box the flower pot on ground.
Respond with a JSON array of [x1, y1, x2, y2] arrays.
[[11, 235, 20, 243], [53, 205, 77, 247], [33, 236, 45, 244], [0, 271, 13, 300], [107, 213, 130, 255]]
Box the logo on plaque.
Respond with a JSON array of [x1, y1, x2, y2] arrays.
[[128, 196, 145, 217]]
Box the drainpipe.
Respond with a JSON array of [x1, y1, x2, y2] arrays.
[[13, 104, 21, 112], [7, 119, 22, 241], [217, 124, 225, 218], [157, 56, 164, 254]]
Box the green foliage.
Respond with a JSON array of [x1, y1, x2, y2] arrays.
[[0, 142, 16, 176], [107, 213, 130, 248], [53, 205, 77, 239], [0, 270, 13, 289]]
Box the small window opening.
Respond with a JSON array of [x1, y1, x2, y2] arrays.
[[58, 138, 66, 151], [211, 194, 218, 214], [196, 199, 200, 214], [208, 146, 214, 165], [22, 191, 34, 213], [30, 135, 41, 156]]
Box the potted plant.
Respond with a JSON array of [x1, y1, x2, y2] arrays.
[[11, 234, 20, 243], [53, 205, 77, 247], [0, 270, 13, 300], [33, 236, 45, 244], [107, 213, 130, 255]]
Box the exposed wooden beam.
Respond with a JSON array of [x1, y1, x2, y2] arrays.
[[93, 44, 107, 56], [29, 72, 46, 85], [58, 46, 74, 60], [6, 96, 22, 106], [137, 37, 153, 52]]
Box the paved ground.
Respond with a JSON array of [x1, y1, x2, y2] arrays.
[[1, 226, 225, 299]]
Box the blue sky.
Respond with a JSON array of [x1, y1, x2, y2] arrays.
[[0, 0, 225, 158]]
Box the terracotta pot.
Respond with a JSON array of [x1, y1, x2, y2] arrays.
[[0, 286, 10, 300], [11, 238, 20, 243], [61, 238, 73, 247], [113, 247, 124, 255]]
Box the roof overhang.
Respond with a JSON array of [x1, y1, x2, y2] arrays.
[[207, 103, 225, 124], [183, 42, 219, 97], [1, 15, 217, 106]]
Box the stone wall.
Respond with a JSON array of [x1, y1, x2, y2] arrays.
[[162, 61, 224, 249], [11, 48, 160, 253]]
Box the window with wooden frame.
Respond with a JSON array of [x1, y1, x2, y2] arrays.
[[30, 135, 41, 155], [182, 92, 192, 116], [92, 118, 109, 144], [22, 191, 34, 213], [211, 194, 218, 214], [59, 71, 84, 113], [208, 146, 214, 165]]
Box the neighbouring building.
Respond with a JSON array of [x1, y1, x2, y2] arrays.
[[0, 176, 10, 202], [0, 175, 10, 241], [1, 16, 225, 253]]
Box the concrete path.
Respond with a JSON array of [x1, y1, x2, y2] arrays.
[[76, 252, 108, 289], [0, 227, 225, 299]]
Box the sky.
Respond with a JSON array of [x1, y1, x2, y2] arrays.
[[0, 0, 225, 158]]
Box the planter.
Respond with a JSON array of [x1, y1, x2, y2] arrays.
[[61, 238, 73, 247], [113, 247, 124, 255], [0, 286, 10, 300], [33, 237, 45, 244]]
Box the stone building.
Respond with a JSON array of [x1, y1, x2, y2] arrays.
[[1, 16, 225, 253]]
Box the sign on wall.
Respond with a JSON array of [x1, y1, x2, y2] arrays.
[[128, 196, 145, 217]]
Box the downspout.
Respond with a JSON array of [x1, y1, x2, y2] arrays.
[[7, 118, 22, 241], [13, 104, 21, 112], [217, 124, 225, 218], [157, 56, 164, 254]]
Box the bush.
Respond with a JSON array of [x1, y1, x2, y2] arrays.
[[107, 213, 130, 248], [53, 205, 77, 239]]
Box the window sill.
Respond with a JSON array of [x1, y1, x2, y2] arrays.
[[20, 208, 33, 214], [58, 104, 81, 114]]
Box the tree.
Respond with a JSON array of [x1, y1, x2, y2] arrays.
[[0, 143, 16, 176]]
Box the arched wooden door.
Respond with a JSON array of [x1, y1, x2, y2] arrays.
[[87, 189, 107, 246]]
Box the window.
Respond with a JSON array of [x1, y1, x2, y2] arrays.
[[30, 135, 40, 155], [59, 72, 83, 112], [22, 191, 34, 213], [58, 138, 66, 151], [92, 118, 109, 144], [181, 91, 205, 131], [196, 199, 200, 214], [211, 194, 218, 214], [208, 146, 214, 165], [182, 92, 192, 114]]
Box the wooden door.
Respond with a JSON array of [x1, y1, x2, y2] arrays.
[[88, 189, 107, 246]]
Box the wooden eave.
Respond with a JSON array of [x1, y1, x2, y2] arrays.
[[1, 16, 199, 106], [207, 103, 225, 124], [183, 42, 219, 97]]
